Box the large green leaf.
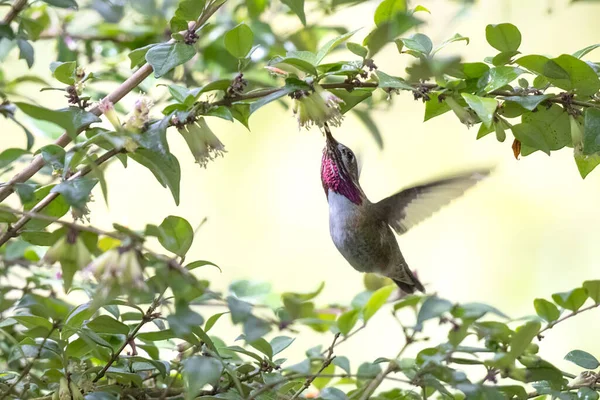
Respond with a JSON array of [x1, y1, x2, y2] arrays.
[[478, 66, 524, 93], [50, 177, 98, 210], [485, 23, 521, 52], [146, 43, 196, 78], [511, 123, 551, 155], [224, 24, 254, 58], [15, 103, 100, 138], [153, 216, 194, 257], [23, 185, 70, 230], [583, 280, 600, 304], [552, 288, 588, 311], [373, 0, 406, 27], [583, 108, 600, 154], [522, 104, 571, 151], [363, 12, 422, 57], [564, 350, 600, 369], [543, 54, 600, 96], [533, 298, 560, 323]]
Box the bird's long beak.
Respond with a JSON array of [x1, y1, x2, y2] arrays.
[[324, 124, 338, 151]]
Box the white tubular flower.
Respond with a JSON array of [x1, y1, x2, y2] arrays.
[[86, 248, 146, 290], [292, 84, 344, 130], [98, 97, 122, 131], [176, 117, 226, 168]]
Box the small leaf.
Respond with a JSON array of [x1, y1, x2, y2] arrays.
[[337, 309, 360, 335], [433, 33, 469, 55], [363, 12, 423, 57], [156, 216, 194, 257], [461, 93, 497, 128], [376, 71, 413, 90], [416, 296, 452, 326], [281, 0, 306, 25], [485, 23, 521, 52], [572, 44, 600, 59], [543, 55, 600, 96], [41, 0, 78, 9], [508, 321, 541, 360], [575, 152, 600, 179], [565, 350, 600, 369], [249, 338, 273, 359], [17, 40, 34, 68], [363, 285, 395, 322], [347, 42, 368, 58], [183, 356, 222, 397], [374, 0, 407, 27], [50, 61, 76, 84], [51, 177, 98, 210], [315, 29, 360, 64], [501, 94, 553, 111], [205, 312, 228, 332], [86, 315, 129, 335], [400, 33, 432, 55], [552, 288, 588, 311], [128, 44, 155, 69], [243, 315, 271, 342], [583, 108, 600, 155], [224, 23, 254, 59], [320, 387, 348, 400], [583, 281, 600, 304], [146, 43, 196, 78], [479, 66, 524, 93], [533, 298, 560, 323], [270, 336, 295, 356]]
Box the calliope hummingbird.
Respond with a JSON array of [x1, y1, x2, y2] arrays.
[[320, 126, 489, 293]]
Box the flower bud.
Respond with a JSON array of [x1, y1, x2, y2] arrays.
[[444, 96, 478, 127], [86, 248, 146, 290], [176, 117, 226, 168], [570, 115, 584, 153], [98, 97, 122, 131]]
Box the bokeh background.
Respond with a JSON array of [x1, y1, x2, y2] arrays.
[[3, 0, 600, 388]]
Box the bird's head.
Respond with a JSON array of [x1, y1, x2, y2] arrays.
[[321, 125, 363, 205]]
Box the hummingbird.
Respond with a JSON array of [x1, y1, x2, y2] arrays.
[[320, 126, 489, 293]]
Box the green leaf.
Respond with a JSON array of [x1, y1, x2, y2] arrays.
[[205, 312, 228, 332], [281, 0, 306, 25], [533, 299, 560, 323], [337, 309, 360, 335], [363, 285, 395, 322], [313, 363, 335, 389], [424, 93, 451, 121], [329, 88, 373, 114], [269, 54, 317, 75], [86, 315, 129, 335], [157, 216, 194, 257], [485, 23, 522, 52], [347, 42, 368, 58], [583, 281, 600, 304], [501, 94, 553, 111], [522, 104, 571, 151], [172, 0, 206, 22], [315, 29, 359, 64], [50, 177, 98, 210], [36, 144, 65, 170], [578, 388, 600, 400], [508, 321, 541, 360], [227, 296, 253, 323], [185, 260, 221, 272], [400, 33, 432, 55], [146, 43, 196, 78], [0, 148, 29, 169], [249, 338, 273, 359], [270, 336, 295, 356], [433, 33, 469, 55], [565, 350, 600, 369], [320, 387, 348, 400], [250, 88, 294, 114], [243, 315, 271, 342], [50, 61, 76, 85], [224, 23, 254, 59], [374, 0, 406, 27], [575, 152, 600, 179], [15, 103, 101, 138], [230, 103, 251, 130], [479, 66, 524, 93], [128, 44, 155, 69], [573, 44, 600, 59], [511, 123, 551, 155], [461, 94, 497, 128], [583, 108, 600, 154], [23, 185, 70, 230], [183, 356, 222, 397], [363, 13, 422, 57], [333, 356, 350, 374], [376, 71, 413, 90], [543, 54, 600, 96], [17, 40, 34, 68], [552, 288, 588, 311], [416, 296, 452, 327], [41, 0, 78, 9]]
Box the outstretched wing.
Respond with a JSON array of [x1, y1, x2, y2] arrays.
[[375, 170, 489, 235]]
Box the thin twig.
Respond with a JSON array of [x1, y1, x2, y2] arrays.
[[92, 296, 161, 383], [538, 302, 600, 338], [0, 149, 120, 246], [290, 333, 340, 400], [0, 0, 227, 203], [0, 321, 59, 400], [2, 0, 28, 25], [321, 325, 365, 356]]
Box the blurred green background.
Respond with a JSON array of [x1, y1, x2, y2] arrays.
[[2, 0, 600, 388]]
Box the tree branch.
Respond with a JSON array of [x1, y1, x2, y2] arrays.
[[2, 0, 28, 25], [538, 302, 600, 338], [291, 333, 340, 399], [0, 149, 120, 246], [92, 297, 161, 383], [0, 0, 227, 203]]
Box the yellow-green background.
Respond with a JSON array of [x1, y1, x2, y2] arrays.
[[2, 0, 600, 390]]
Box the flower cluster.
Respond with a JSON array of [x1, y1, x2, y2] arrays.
[[86, 248, 145, 290], [292, 84, 344, 130], [97, 96, 154, 152], [175, 117, 226, 168]]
